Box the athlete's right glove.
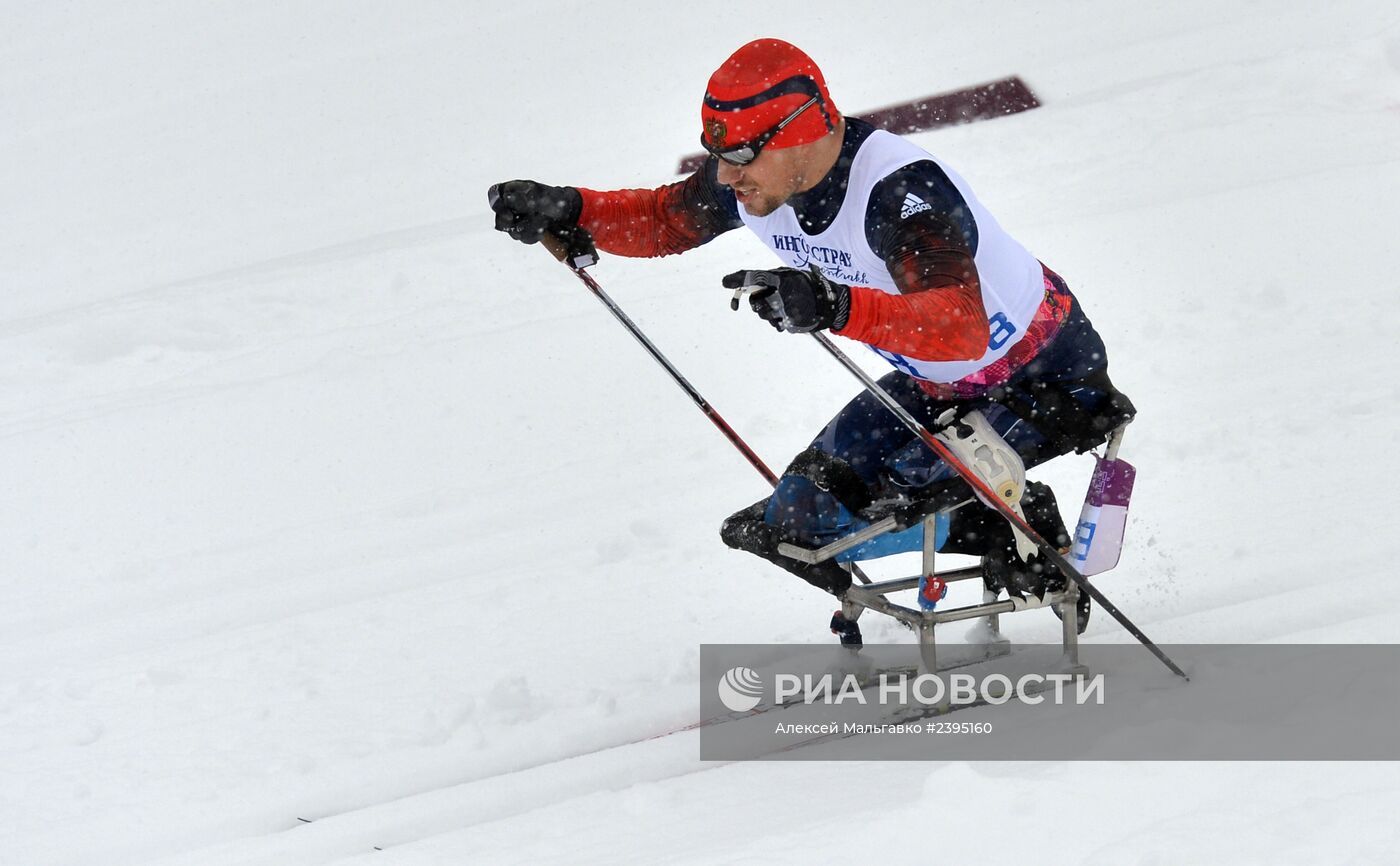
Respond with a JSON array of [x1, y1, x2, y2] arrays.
[[723, 265, 851, 334], [488, 180, 584, 246]]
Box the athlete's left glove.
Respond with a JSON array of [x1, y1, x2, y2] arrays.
[[723, 265, 851, 334]]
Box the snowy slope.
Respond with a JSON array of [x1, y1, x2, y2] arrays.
[[3, 1, 1400, 863]]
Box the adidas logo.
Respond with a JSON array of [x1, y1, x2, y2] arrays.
[[900, 193, 932, 219]]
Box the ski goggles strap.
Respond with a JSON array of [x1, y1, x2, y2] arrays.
[[701, 76, 834, 166]]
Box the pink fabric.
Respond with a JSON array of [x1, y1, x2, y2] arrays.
[[914, 267, 1074, 399]]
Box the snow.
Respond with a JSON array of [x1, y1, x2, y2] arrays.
[[3, 1, 1400, 863]]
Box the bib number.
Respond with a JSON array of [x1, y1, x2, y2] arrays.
[[870, 312, 1018, 375], [988, 312, 1017, 350]]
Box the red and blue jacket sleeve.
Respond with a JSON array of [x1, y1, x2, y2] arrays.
[[575, 158, 743, 258], [833, 162, 988, 362], [573, 155, 987, 364]]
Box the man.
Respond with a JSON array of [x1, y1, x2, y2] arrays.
[[489, 39, 1134, 625]]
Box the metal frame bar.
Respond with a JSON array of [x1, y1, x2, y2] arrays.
[[776, 516, 900, 565], [787, 499, 1087, 690]]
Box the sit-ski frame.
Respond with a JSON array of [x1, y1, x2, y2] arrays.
[[774, 425, 1134, 684], [779, 513, 1087, 681]]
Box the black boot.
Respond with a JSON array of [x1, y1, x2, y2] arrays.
[[969, 483, 1091, 634], [979, 545, 1090, 634], [1024, 482, 1091, 634], [720, 499, 853, 596], [829, 611, 863, 646]]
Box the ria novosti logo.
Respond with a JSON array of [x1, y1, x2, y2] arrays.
[[714, 666, 1106, 711], [717, 666, 764, 712]]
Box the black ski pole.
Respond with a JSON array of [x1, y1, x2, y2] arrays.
[[807, 331, 1188, 681], [495, 208, 876, 586], [535, 229, 782, 487]]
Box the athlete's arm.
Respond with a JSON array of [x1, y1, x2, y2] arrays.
[[577, 158, 743, 258], [833, 162, 988, 362]]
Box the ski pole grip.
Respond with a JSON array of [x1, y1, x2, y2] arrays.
[[487, 183, 598, 271], [542, 228, 599, 271]]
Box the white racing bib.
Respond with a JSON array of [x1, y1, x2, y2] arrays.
[[740, 130, 1044, 384]]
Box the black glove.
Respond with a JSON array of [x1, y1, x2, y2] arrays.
[[487, 180, 583, 245], [723, 265, 851, 334]]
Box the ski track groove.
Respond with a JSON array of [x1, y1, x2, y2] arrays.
[[157, 728, 735, 866], [215, 651, 1031, 862]]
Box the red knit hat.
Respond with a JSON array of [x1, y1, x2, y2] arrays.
[[701, 39, 838, 154]]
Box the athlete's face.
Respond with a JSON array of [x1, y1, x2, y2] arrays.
[[714, 145, 812, 217]]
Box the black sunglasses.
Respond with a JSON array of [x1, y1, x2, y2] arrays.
[[701, 76, 833, 167]]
